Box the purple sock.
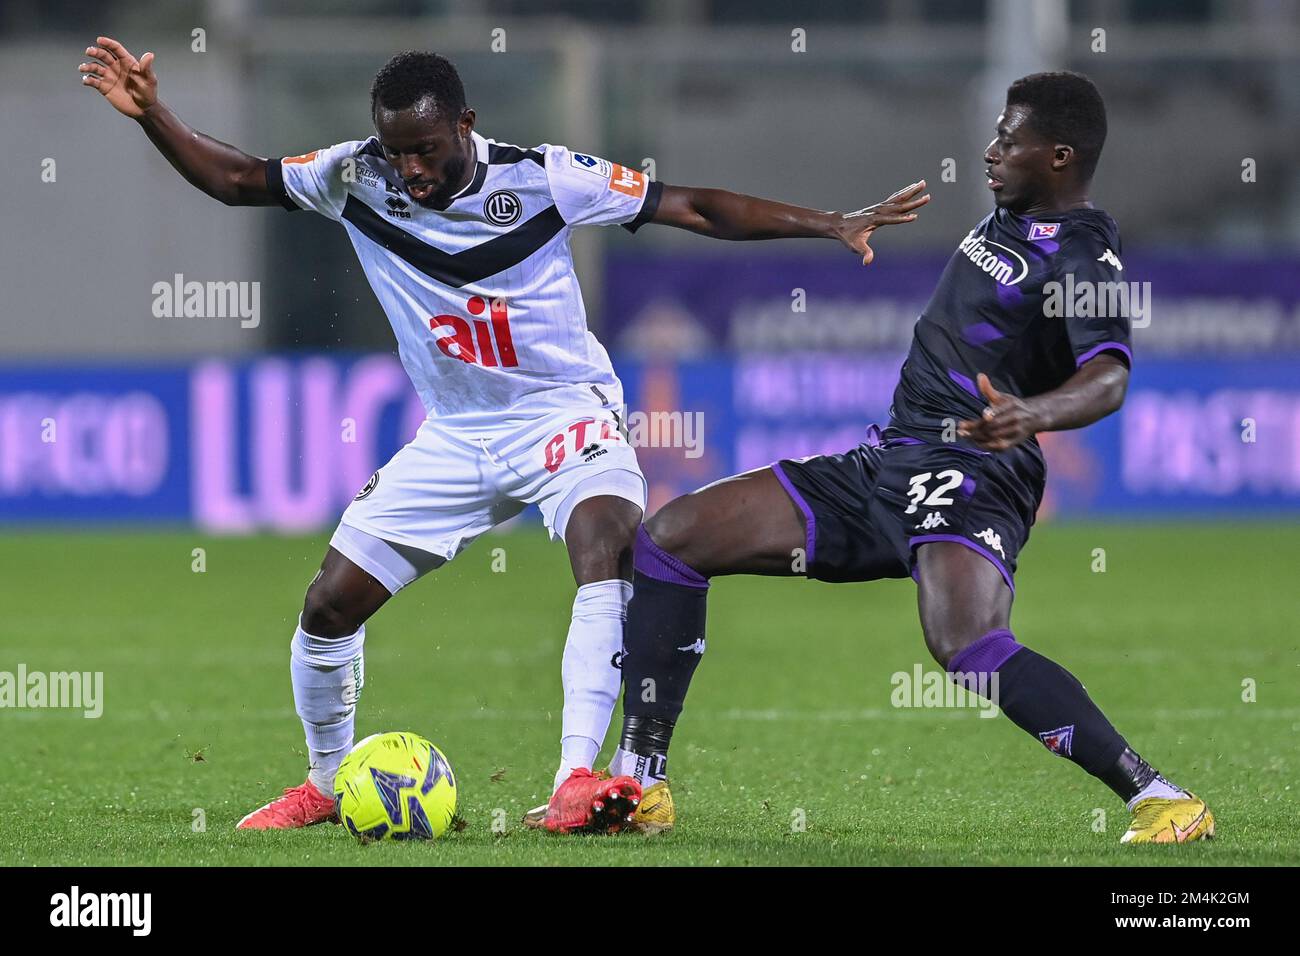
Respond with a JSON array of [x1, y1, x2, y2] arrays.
[[620, 527, 710, 762], [633, 525, 709, 589], [948, 628, 1024, 680], [948, 628, 1135, 795]]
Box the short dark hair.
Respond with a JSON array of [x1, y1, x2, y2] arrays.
[[370, 51, 466, 120], [1006, 71, 1107, 179]]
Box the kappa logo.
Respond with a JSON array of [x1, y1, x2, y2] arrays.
[[1039, 724, 1075, 756], [610, 650, 626, 669], [1097, 248, 1124, 271], [355, 471, 379, 500], [916, 511, 949, 531], [973, 528, 1006, 559], [484, 190, 522, 226], [677, 638, 707, 655], [1027, 221, 1060, 240]]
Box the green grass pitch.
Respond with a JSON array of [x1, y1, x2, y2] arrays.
[[1, 522, 1296, 866]]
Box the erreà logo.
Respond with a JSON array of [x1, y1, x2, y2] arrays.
[[958, 230, 1028, 286]]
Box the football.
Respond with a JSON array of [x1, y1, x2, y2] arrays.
[[333, 732, 457, 842]]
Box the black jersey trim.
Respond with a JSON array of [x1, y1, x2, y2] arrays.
[[264, 158, 301, 212], [341, 196, 566, 288], [431, 160, 489, 211], [355, 138, 384, 160], [622, 180, 664, 234], [487, 143, 545, 166]]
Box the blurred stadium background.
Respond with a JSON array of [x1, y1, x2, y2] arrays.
[[2, 0, 1298, 528]]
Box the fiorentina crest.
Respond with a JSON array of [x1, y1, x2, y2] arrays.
[[1039, 725, 1075, 756]]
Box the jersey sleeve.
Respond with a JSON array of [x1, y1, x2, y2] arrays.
[[1057, 228, 1134, 368], [543, 145, 663, 232], [266, 140, 371, 221]]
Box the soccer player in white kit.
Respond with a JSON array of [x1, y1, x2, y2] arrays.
[[81, 40, 928, 833]]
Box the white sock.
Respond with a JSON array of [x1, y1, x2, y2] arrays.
[[610, 746, 667, 789], [290, 617, 365, 795], [553, 736, 602, 794], [1127, 774, 1188, 811], [609, 746, 641, 784], [553, 579, 632, 793]]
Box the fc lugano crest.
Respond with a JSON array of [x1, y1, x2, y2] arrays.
[[484, 190, 522, 226], [355, 471, 379, 500]]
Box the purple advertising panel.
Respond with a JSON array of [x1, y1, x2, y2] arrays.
[[2, 354, 1297, 529], [604, 252, 1300, 358]]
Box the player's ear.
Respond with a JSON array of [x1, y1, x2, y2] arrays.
[[458, 108, 475, 137], [1052, 144, 1074, 171]]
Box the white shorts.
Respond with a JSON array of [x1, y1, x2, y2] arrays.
[[331, 404, 646, 594]]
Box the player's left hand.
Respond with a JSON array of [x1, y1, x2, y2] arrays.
[[834, 180, 930, 265], [957, 373, 1042, 451]]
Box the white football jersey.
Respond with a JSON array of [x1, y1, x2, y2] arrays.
[[268, 131, 661, 421]]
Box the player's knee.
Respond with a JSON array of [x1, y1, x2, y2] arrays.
[[921, 616, 1005, 669], [301, 586, 363, 639], [643, 497, 702, 563], [568, 501, 639, 582], [922, 629, 966, 670]]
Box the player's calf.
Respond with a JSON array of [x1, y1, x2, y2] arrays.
[[551, 495, 640, 792], [291, 547, 390, 796], [919, 542, 1209, 842]]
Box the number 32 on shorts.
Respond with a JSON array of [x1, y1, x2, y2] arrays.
[[904, 470, 964, 515]]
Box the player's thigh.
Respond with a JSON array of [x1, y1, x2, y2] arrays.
[[341, 417, 504, 566], [563, 494, 642, 585], [516, 409, 646, 583], [647, 467, 806, 577], [914, 541, 1013, 668]]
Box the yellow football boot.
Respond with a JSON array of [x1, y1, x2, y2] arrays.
[[1120, 793, 1215, 844], [629, 780, 675, 835]]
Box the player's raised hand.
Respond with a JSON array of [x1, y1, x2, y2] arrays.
[[835, 180, 930, 265], [957, 373, 1041, 451], [80, 36, 158, 118]]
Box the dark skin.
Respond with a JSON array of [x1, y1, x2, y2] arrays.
[[640, 101, 1130, 669], [81, 38, 928, 636]]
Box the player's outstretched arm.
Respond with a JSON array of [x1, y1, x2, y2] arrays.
[[80, 36, 277, 207], [957, 357, 1130, 452], [650, 180, 929, 265]]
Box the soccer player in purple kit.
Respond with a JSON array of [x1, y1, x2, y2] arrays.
[[590, 72, 1215, 844]]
